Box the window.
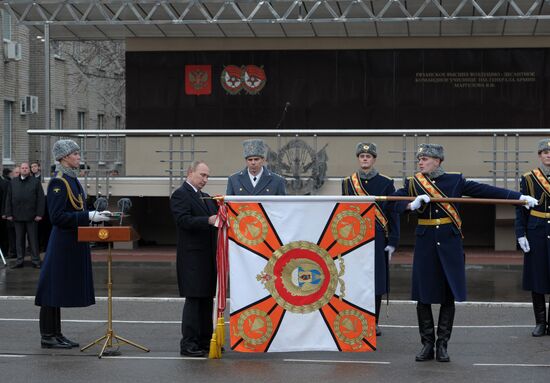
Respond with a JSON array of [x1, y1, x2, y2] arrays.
[[78, 111, 86, 130], [3, 101, 13, 161], [55, 109, 64, 129], [97, 113, 104, 129], [115, 115, 121, 130], [2, 10, 12, 41]]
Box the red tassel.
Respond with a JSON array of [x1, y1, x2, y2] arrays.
[[215, 198, 229, 316]]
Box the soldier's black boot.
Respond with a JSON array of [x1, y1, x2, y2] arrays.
[[415, 303, 435, 362], [375, 294, 382, 336], [436, 302, 455, 362], [40, 306, 71, 349], [531, 292, 546, 337], [53, 307, 79, 348]]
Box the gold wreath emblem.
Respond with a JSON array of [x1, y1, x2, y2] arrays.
[[97, 228, 110, 240], [330, 210, 367, 247], [281, 258, 325, 297], [233, 210, 268, 246], [235, 309, 273, 346], [262, 241, 341, 314], [333, 309, 372, 347]]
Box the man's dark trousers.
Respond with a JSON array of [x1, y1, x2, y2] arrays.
[[14, 221, 40, 264], [180, 297, 213, 351]]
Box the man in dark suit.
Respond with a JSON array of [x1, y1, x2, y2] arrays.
[[170, 160, 218, 357], [226, 139, 286, 196], [0, 168, 11, 258], [5, 162, 45, 268]]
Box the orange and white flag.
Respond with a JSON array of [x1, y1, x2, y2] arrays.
[[226, 196, 376, 353]]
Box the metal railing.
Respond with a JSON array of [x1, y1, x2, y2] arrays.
[[28, 128, 549, 196]]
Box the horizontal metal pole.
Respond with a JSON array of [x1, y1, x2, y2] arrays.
[[223, 196, 377, 202], [27, 129, 550, 137]]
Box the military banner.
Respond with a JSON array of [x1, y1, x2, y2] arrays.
[[226, 196, 376, 353]]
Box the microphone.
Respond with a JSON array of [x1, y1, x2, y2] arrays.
[[117, 198, 132, 225], [90, 196, 108, 224], [94, 197, 108, 212], [275, 101, 291, 130]]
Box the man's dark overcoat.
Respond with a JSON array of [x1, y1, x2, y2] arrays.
[[170, 182, 218, 298], [392, 173, 521, 304], [35, 172, 94, 307], [516, 169, 550, 293]]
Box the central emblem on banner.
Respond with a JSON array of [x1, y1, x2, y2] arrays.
[[259, 241, 342, 314]]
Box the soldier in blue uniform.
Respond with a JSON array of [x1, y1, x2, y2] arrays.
[[516, 138, 550, 337], [226, 139, 286, 196], [392, 143, 537, 362], [35, 140, 111, 349], [342, 142, 399, 336]]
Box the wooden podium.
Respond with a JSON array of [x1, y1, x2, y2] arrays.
[[78, 226, 150, 358]]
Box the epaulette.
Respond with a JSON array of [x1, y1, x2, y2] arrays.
[[523, 171, 532, 177], [378, 173, 392, 180], [343, 176, 350, 182], [446, 171, 462, 174]]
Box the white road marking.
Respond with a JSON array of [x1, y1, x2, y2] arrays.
[[102, 356, 207, 360], [284, 359, 390, 365], [0, 354, 26, 358], [0, 318, 180, 324], [474, 363, 550, 367]]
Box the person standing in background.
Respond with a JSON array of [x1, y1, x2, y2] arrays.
[[342, 142, 400, 336], [516, 138, 550, 337]]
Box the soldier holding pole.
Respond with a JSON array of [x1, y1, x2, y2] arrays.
[[516, 138, 550, 337], [391, 143, 537, 363]]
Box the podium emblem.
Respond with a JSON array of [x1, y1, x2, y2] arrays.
[[98, 228, 110, 240]]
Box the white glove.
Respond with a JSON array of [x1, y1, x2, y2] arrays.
[[517, 236, 530, 253], [410, 194, 430, 211], [384, 245, 395, 261], [519, 195, 538, 209], [89, 210, 112, 222]]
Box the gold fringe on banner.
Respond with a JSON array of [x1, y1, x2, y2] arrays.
[[208, 316, 225, 359]]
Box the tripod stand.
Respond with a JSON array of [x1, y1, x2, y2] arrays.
[[78, 226, 149, 358]]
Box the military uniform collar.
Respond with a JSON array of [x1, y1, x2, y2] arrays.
[[358, 168, 379, 180], [540, 164, 550, 177], [424, 166, 445, 180]]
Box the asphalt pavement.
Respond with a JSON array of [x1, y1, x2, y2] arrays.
[[1, 252, 549, 383]]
